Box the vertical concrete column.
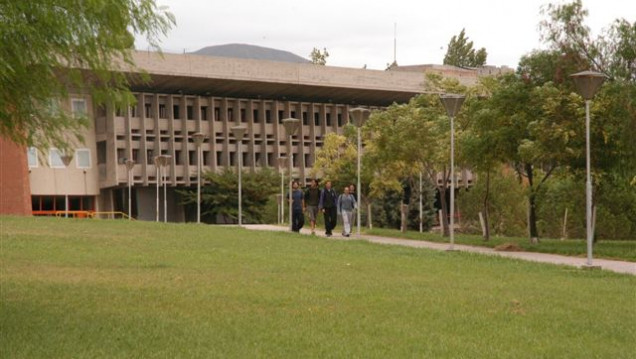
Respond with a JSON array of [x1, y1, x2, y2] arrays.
[[273, 101, 281, 164], [247, 100, 255, 171], [208, 97, 217, 172], [259, 100, 267, 167], [166, 95, 176, 186], [139, 93, 149, 186], [153, 94, 161, 185], [221, 98, 229, 168]]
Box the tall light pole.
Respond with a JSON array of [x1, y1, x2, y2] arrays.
[[192, 132, 205, 224], [419, 171, 423, 233], [282, 118, 300, 231], [349, 107, 371, 237], [60, 154, 74, 218], [125, 159, 135, 220], [160, 155, 171, 223], [440, 94, 465, 251], [570, 70, 607, 268], [231, 126, 247, 226], [277, 156, 288, 225], [154, 155, 161, 222]]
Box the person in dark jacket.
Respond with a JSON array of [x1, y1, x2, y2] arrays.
[[304, 179, 321, 235], [318, 180, 338, 237], [290, 180, 305, 232]]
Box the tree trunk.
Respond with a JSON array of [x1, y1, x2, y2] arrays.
[[482, 170, 490, 241], [526, 164, 539, 243], [439, 185, 449, 237]]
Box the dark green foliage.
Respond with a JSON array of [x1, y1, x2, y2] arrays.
[[178, 168, 279, 224], [0, 0, 174, 149], [443, 28, 488, 67]]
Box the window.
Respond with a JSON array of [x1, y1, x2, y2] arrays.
[[278, 110, 284, 124], [71, 98, 86, 117], [75, 149, 91, 169], [314, 113, 320, 126], [49, 148, 65, 168], [159, 104, 167, 118], [27, 147, 38, 168], [337, 113, 343, 127], [130, 104, 137, 117], [96, 141, 107, 164], [326, 113, 332, 126], [253, 109, 259, 123], [187, 105, 194, 120], [302, 112, 308, 125], [214, 107, 221, 121], [201, 106, 208, 121], [146, 149, 154, 165], [145, 103, 152, 118], [265, 110, 272, 123], [173, 105, 180, 119], [240, 109, 246, 122]]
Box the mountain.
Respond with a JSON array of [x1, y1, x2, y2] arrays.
[[190, 44, 310, 63]]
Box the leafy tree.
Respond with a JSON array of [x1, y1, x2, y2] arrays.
[[178, 168, 279, 224], [443, 28, 487, 67], [309, 47, 329, 65], [0, 0, 174, 149]]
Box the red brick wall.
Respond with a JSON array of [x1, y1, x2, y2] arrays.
[[0, 136, 31, 216]]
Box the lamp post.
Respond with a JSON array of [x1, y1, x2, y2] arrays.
[[282, 118, 301, 231], [419, 170, 423, 233], [154, 155, 161, 222], [192, 132, 205, 224], [125, 159, 135, 220], [570, 70, 607, 268], [440, 94, 465, 250], [231, 126, 247, 226], [60, 154, 74, 218], [277, 156, 288, 225], [159, 155, 171, 223], [349, 107, 371, 237]]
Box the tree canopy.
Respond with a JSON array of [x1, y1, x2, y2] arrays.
[[309, 47, 329, 65], [0, 0, 174, 149], [443, 28, 487, 68]]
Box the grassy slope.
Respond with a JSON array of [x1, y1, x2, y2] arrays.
[[1, 217, 635, 358], [365, 227, 636, 262]]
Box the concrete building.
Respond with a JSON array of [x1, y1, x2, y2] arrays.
[[26, 50, 438, 222]]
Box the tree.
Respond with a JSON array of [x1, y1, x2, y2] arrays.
[[443, 28, 487, 68], [178, 168, 279, 224], [0, 0, 175, 149], [309, 47, 329, 65]]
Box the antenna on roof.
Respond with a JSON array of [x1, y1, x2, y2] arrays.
[[393, 22, 397, 64]]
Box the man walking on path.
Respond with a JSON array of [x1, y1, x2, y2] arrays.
[[304, 179, 321, 235], [319, 181, 338, 237], [290, 181, 305, 232], [338, 186, 357, 237]]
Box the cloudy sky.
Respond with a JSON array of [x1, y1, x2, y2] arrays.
[[135, 0, 635, 70]]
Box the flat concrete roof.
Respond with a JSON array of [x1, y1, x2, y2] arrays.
[[125, 51, 430, 106]]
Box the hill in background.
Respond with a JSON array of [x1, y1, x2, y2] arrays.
[[190, 43, 310, 63]]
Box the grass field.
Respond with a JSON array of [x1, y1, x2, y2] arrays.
[[365, 227, 636, 262], [1, 216, 635, 358]]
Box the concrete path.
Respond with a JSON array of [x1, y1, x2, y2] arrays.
[[244, 224, 636, 276]]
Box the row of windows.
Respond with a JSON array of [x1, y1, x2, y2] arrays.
[[120, 104, 345, 126], [27, 147, 91, 169]]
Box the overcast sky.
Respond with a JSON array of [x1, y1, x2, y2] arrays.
[[135, 0, 635, 70]]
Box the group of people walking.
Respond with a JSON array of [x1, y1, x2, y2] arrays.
[[290, 180, 357, 237]]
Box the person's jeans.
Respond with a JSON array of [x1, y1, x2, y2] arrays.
[[323, 207, 337, 235], [292, 209, 304, 232], [341, 210, 353, 235]]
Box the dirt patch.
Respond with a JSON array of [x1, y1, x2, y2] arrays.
[[494, 243, 524, 252]]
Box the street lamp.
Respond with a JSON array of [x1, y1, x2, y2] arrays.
[[440, 94, 465, 250], [277, 156, 288, 225], [60, 153, 74, 218], [154, 155, 161, 222], [349, 107, 371, 237], [282, 118, 301, 231], [192, 132, 205, 224], [125, 159, 135, 220], [570, 70, 607, 268], [157, 154, 171, 223], [231, 126, 247, 226]]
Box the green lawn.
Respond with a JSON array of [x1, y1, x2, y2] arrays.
[[1, 216, 635, 358], [365, 227, 636, 262]]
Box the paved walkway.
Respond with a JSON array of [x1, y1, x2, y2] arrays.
[[244, 224, 636, 276]]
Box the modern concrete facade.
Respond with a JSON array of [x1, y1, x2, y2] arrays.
[[22, 51, 486, 222]]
